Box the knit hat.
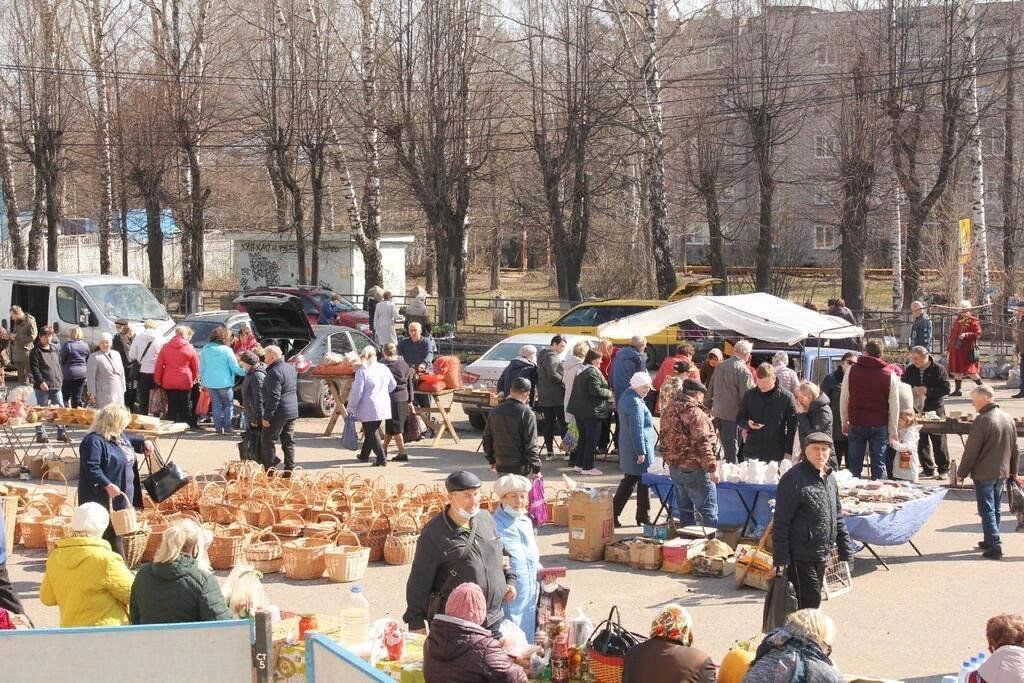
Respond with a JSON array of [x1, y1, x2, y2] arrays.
[[493, 474, 531, 498], [445, 582, 487, 625], [650, 604, 694, 646], [629, 372, 652, 390], [71, 502, 110, 537]]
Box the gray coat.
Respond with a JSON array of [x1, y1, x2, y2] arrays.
[[957, 403, 1020, 482], [535, 348, 565, 407], [86, 351, 126, 408], [707, 355, 754, 421]]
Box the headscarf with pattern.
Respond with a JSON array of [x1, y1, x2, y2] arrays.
[[650, 604, 694, 646]]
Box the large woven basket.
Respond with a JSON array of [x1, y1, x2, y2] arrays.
[[303, 513, 342, 539], [271, 511, 306, 539], [244, 529, 284, 574], [239, 500, 276, 528], [281, 537, 331, 580], [349, 512, 390, 563], [207, 525, 250, 570], [43, 517, 72, 554], [109, 491, 141, 536], [18, 500, 55, 549], [588, 649, 626, 683], [383, 513, 420, 566], [122, 527, 151, 570], [324, 529, 370, 583]]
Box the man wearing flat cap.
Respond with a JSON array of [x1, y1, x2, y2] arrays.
[[772, 431, 853, 609], [660, 377, 720, 528], [483, 376, 541, 477], [405, 470, 517, 636]]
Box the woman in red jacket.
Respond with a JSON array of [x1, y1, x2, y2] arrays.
[[947, 300, 983, 396], [154, 326, 200, 427]]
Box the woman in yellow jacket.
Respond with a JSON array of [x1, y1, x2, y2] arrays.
[[40, 502, 134, 627]]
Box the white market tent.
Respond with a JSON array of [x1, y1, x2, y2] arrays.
[[596, 292, 865, 346]]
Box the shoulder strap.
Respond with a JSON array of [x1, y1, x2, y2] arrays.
[[141, 340, 154, 362], [437, 521, 478, 596]]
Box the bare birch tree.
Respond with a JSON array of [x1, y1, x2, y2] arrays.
[[0, 108, 26, 269]]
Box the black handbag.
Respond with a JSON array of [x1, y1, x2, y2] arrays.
[[141, 443, 191, 503], [129, 340, 153, 382], [763, 574, 799, 633], [588, 606, 646, 658]]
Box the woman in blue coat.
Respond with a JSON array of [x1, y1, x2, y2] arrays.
[[491, 474, 542, 642], [612, 372, 656, 527], [78, 404, 152, 559]]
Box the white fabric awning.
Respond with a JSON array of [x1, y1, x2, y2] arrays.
[[596, 293, 864, 346]]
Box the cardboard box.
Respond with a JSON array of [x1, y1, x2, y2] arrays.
[[661, 538, 704, 572], [735, 544, 774, 591], [691, 552, 736, 577], [568, 487, 614, 562], [604, 539, 632, 565]]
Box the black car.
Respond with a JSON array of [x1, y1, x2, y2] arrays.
[[234, 293, 376, 416]]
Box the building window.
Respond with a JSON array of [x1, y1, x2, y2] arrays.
[[816, 43, 836, 66], [687, 223, 711, 245], [814, 135, 838, 159], [813, 189, 830, 206], [986, 128, 1005, 157], [705, 46, 724, 69], [814, 225, 838, 250]]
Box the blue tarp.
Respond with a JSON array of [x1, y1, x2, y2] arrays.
[[642, 473, 947, 547]]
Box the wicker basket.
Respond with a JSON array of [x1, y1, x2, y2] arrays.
[[322, 489, 350, 516], [281, 537, 331, 580], [32, 473, 70, 510], [550, 490, 570, 527], [303, 513, 342, 539], [198, 484, 225, 522], [142, 510, 170, 562], [43, 517, 72, 553], [244, 529, 284, 574], [383, 513, 420, 566], [207, 525, 250, 570], [3, 496, 18, 555], [349, 512, 390, 563], [109, 491, 141, 536], [18, 500, 55, 549], [324, 529, 370, 583], [122, 527, 151, 570], [271, 511, 306, 539], [239, 500, 276, 528], [588, 649, 626, 683]]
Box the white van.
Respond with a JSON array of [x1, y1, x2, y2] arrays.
[[0, 270, 174, 345]]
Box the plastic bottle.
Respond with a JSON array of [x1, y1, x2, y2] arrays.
[[339, 585, 370, 648], [956, 658, 973, 683]]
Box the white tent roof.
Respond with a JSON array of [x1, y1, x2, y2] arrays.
[[597, 293, 864, 346]]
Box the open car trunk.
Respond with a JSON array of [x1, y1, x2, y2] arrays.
[[233, 293, 314, 359]]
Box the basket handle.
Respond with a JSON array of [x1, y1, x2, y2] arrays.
[[278, 511, 305, 525], [251, 528, 282, 550], [334, 528, 362, 547], [316, 512, 342, 525]]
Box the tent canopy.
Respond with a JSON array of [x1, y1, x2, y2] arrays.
[[597, 293, 864, 346]]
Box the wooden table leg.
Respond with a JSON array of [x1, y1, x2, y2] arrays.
[[323, 381, 345, 436], [436, 399, 461, 446]]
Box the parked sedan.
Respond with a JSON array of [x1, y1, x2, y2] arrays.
[[234, 293, 376, 416], [461, 332, 600, 430], [240, 286, 370, 331]]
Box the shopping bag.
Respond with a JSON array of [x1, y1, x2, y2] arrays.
[[195, 388, 211, 416], [341, 416, 360, 450], [142, 444, 192, 503], [149, 388, 166, 417], [587, 605, 646, 681], [403, 410, 423, 442], [891, 447, 919, 483], [762, 574, 799, 633], [528, 475, 549, 527], [563, 419, 578, 452]]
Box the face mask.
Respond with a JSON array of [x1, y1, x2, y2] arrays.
[[455, 505, 480, 521], [502, 504, 525, 518]]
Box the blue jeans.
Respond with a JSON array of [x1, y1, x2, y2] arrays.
[[209, 387, 234, 432], [669, 466, 718, 528], [34, 389, 67, 437], [847, 425, 889, 480], [975, 479, 1005, 550]]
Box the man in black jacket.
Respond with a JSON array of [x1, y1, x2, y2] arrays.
[[496, 345, 538, 401], [483, 377, 541, 476], [736, 363, 796, 462], [29, 327, 69, 443], [404, 471, 516, 636], [903, 346, 951, 478], [259, 345, 299, 474], [773, 432, 853, 609]]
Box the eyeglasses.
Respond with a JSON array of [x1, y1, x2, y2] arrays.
[[823, 642, 833, 657]]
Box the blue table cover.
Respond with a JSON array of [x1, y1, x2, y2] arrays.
[[642, 473, 948, 547]]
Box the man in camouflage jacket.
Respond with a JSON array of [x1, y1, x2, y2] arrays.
[[659, 378, 720, 527]]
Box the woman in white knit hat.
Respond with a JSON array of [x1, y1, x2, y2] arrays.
[[491, 474, 542, 642], [39, 502, 134, 627], [613, 372, 656, 528]]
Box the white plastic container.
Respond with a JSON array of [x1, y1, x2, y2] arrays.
[[339, 585, 370, 648]]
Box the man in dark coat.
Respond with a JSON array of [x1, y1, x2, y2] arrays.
[[903, 346, 951, 477], [29, 327, 69, 443], [483, 377, 541, 476], [496, 345, 538, 400], [404, 471, 516, 636], [819, 352, 856, 469], [772, 432, 853, 609], [259, 345, 299, 474], [535, 335, 567, 458], [736, 363, 796, 462], [238, 351, 266, 462]]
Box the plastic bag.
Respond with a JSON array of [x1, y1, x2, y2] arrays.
[[498, 620, 532, 658], [562, 420, 578, 451], [891, 447, 919, 483], [221, 563, 269, 618], [528, 475, 549, 527], [195, 388, 211, 416], [762, 574, 798, 633], [341, 415, 360, 450]]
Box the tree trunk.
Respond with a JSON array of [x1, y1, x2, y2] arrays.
[[489, 227, 500, 290], [41, 135, 61, 272], [87, 0, 114, 275], [145, 195, 165, 290], [0, 113, 25, 269], [309, 161, 323, 287], [1003, 41, 1017, 316], [27, 164, 44, 271], [892, 184, 904, 312], [903, 204, 925, 306], [185, 147, 206, 292], [966, 15, 991, 314], [119, 165, 129, 276], [702, 186, 727, 295]]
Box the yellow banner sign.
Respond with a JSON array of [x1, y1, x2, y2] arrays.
[[959, 218, 972, 265]]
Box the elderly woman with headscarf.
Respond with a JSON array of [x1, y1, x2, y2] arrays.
[[39, 503, 135, 627], [623, 604, 716, 682], [496, 345, 538, 399], [947, 299, 983, 396], [86, 332, 126, 408], [613, 372, 655, 528], [423, 582, 528, 683], [491, 474, 542, 642], [130, 519, 231, 625], [78, 404, 152, 557], [699, 348, 723, 386]]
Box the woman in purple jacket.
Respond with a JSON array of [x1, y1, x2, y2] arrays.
[[59, 326, 91, 408], [346, 346, 396, 467]]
